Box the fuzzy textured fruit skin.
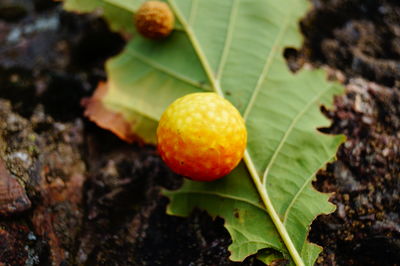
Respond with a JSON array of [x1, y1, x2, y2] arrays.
[[135, 1, 174, 39], [157, 93, 247, 181]]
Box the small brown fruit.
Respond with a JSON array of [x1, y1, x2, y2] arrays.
[[135, 1, 174, 39]]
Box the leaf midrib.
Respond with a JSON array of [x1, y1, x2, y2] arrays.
[[167, 0, 305, 264]]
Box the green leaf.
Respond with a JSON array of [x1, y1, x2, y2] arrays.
[[257, 249, 286, 265], [63, 0, 182, 35], [65, 0, 345, 264], [63, 0, 138, 34]]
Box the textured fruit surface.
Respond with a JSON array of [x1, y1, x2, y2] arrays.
[[157, 93, 247, 181], [135, 1, 174, 39]]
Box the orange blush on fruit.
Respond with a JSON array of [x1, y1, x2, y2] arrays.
[[157, 93, 247, 181]]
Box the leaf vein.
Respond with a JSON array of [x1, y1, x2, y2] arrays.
[[242, 2, 294, 120], [283, 153, 336, 225], [172, 190, 265, 211], [261, 85, 334, 185], [126, 48, 212, 91], [228, 226, 281, 250], [216, 0, 239, 80], [188, 0, 198, 25]]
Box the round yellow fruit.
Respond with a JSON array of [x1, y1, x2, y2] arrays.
[[157, 93, 247, 181], [135, 1, 174, 39]]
